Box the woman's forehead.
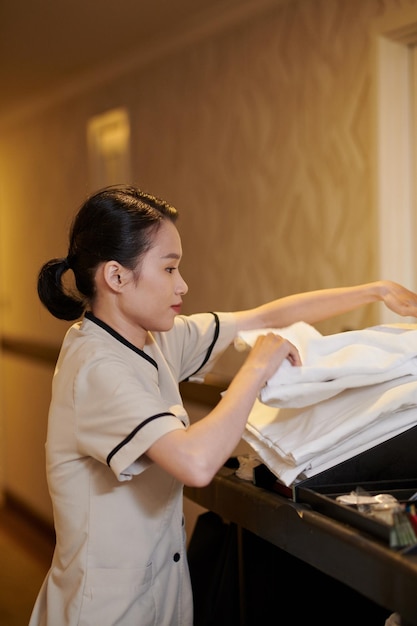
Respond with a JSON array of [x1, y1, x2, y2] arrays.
[[148, 220, 182, 258]]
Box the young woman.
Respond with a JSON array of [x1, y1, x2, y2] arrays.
[[30, 185, 417, 626]]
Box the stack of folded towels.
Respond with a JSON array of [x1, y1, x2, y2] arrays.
[[234, 322, 417, 487]]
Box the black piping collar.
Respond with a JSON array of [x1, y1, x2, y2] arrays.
[[84, 311, 158, 369]]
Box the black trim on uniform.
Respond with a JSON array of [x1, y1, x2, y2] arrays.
[[107, 411, 180, 466], [184, 312, 220, 382], [84, 311, 158, 369]]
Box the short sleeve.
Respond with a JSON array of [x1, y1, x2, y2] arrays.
[[152, 312, 237, 382], [73, 353, 187, 481]]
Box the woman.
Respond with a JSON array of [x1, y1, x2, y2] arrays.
[[30, 184, 417, 626]]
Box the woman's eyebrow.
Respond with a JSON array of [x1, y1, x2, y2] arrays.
[[162, 252, 181, 260]]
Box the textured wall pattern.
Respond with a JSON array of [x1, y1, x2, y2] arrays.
[[130, 0, 412, 342]]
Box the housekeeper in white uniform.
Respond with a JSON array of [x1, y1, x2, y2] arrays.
[[30, 184, 417, 626]]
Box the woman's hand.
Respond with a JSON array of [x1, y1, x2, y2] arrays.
[[245, 332, 301, 388], [379, 280, 417, 317]]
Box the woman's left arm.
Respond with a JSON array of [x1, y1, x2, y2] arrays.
[[234, 280, 417, 332]]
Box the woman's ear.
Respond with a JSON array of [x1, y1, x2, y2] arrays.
[[103, 261, 124, 292]]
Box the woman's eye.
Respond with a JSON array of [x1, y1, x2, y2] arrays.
[[166, 267, 176, 274]]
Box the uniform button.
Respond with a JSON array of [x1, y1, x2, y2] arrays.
[[173, 552, 180, 562]]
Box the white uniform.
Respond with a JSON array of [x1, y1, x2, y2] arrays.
[[29, 311, 236, 626]]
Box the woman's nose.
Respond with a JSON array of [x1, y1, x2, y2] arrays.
[[177, 274, 188, 296]]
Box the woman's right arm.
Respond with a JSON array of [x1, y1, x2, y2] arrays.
[[146, 332, 300, 487]]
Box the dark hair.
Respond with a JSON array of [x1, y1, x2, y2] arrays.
[[37, 185, 178, 321]]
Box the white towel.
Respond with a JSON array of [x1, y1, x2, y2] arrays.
[[242, 370, 417, 486], [245, 408, 417, 487], [300, 412, 417, 479], [243, 395, 417, 486], [236, 322, 417, 408]]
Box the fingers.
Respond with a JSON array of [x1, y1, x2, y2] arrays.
[[382, 282, 417, 317], [250, 332, 301, 382], [286, 344, 302, 366]]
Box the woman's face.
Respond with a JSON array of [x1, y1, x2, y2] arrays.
[[121, 219, 189, 335]]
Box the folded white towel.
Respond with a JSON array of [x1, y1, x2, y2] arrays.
[[243, 401, 417, 486], [236, 323, 417, 408], [301, 413, 417, 479], [243, 418, 417, 487], [242, 374, 417, 486]]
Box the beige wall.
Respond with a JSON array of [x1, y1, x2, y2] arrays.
[[0, 0, 415, 524]]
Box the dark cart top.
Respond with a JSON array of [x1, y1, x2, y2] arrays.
[[185, 466, 417, 625]]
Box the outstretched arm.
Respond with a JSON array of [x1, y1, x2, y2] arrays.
[[146, 280, 417, 486], [234, 280, 417, 332]]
